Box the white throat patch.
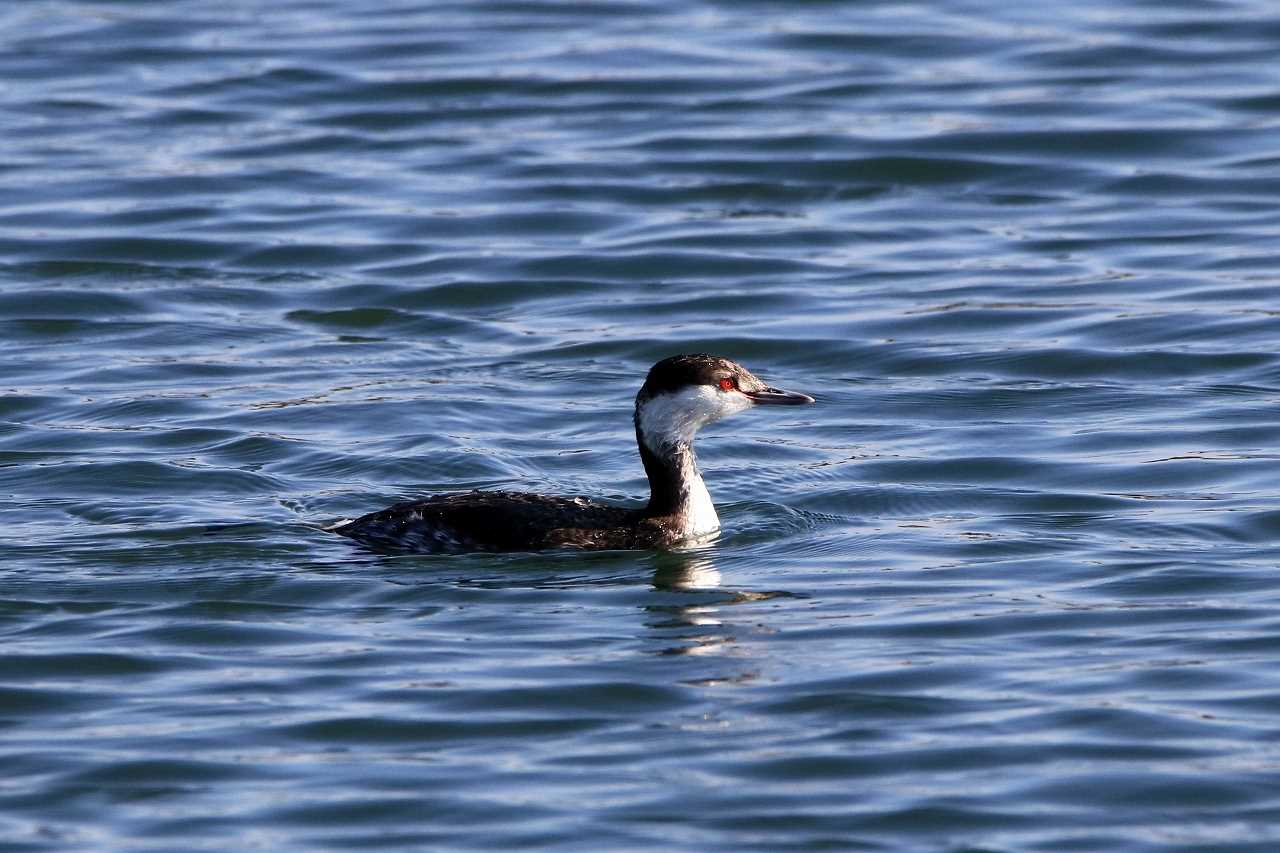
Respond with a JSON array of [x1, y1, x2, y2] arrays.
[[637, 385, 752, 539], [637, 385, 752, 454]]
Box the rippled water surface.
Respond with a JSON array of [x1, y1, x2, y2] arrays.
[[4, 1, 1280, 849]]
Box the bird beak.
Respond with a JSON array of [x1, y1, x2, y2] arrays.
[[743, 386, 815, 405]]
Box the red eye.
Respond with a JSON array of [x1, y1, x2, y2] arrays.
[[718, 378, 735, 391]]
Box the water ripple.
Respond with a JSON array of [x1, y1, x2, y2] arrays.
[[2, 0, 1280, 849]]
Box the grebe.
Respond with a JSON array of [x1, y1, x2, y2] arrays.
[[330, 354, 813, 553]]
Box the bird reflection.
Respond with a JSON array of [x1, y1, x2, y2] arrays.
[[644, 548, 788, 677], [650, 545, 722, 590]]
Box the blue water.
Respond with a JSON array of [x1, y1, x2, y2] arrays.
[[3, 0, 1280, 849]]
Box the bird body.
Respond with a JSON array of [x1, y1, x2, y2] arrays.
[[331, 354, 813, 553]]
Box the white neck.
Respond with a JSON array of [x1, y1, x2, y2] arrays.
[[668, 448, 719, 538], [636, 385, 751, 539]]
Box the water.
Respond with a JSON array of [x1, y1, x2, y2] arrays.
[[3, 0, 1280, 848]]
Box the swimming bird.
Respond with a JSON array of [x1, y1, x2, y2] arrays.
[[330, 354, 814, 553]]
